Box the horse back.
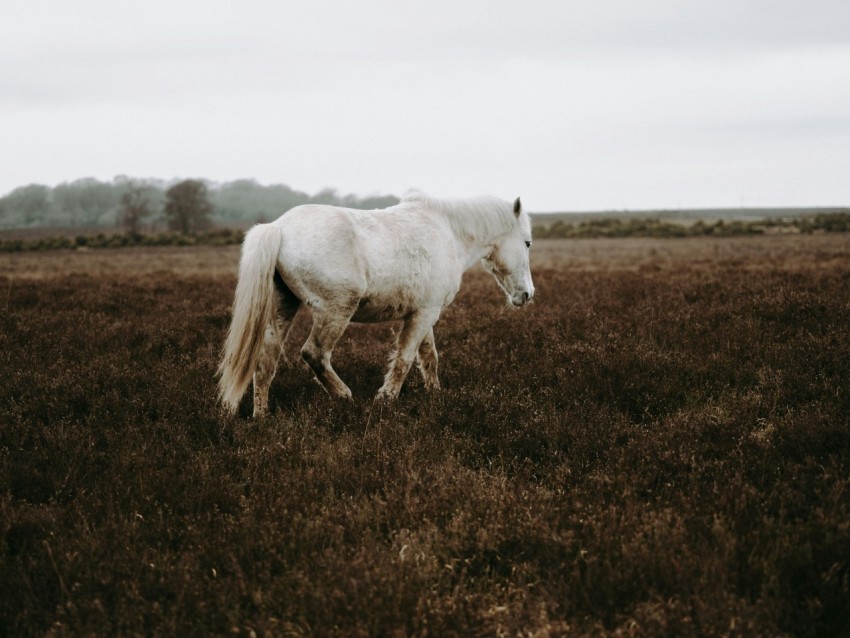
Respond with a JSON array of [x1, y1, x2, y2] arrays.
[[274, 204, 463, 316]]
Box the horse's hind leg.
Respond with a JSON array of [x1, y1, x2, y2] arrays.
[[252, 276, 300, 417], [252, 321, 284, 417], [301, 307, 355, 399], [416, 328, 440, 391]]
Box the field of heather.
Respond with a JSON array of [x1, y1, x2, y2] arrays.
[[2, 234, 849, 636]]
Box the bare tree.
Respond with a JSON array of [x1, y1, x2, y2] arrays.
[[119, 184, 155, 237], [163, 180, 212, 234]]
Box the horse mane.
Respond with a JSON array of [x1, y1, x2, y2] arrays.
[[401, 192, 519, 244]]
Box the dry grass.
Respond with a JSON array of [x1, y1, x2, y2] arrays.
[[0, 244, 241, 280], [3, 233, 848, 279], [2, 234, 849, 636]]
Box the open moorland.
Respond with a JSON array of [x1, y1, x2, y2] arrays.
[[2, 234, 849, 636]]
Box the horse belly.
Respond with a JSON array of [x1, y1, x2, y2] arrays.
[[351, 293, 416, 323]]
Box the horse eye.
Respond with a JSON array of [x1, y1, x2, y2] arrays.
[[525, 241, 531, 248]]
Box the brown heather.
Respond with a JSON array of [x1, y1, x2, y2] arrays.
[[1, 235, 849, 637]]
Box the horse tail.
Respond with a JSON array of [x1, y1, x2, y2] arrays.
[[218, 223, 283, 414]]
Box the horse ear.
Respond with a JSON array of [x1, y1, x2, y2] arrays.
[[513, 197, 522, 217]]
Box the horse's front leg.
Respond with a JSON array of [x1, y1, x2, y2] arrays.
[[377, 311, 439, 401], [416, 328, 440, 391]]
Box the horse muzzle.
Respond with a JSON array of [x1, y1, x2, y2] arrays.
[[510, 290, 532, 307]]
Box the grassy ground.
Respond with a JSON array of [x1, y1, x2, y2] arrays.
[[1, 235, 849, 636]]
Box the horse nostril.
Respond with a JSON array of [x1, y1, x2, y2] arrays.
[[521, 291, 529, 304]]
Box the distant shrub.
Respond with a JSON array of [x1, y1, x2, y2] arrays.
[[532, 214, 850, 239], [533, 217, 770, 239], [796, 213, 850, 233], [0, 227, 246, 252]]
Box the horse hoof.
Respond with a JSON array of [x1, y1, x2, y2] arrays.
[[374, 389, 397, 402]]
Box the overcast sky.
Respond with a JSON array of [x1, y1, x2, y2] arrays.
[[2, 0, 849, 211]]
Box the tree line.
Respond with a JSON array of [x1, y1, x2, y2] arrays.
[[0, 177, 400, 231]]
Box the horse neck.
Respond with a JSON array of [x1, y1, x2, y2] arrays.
[[414, 196, 513, 269], [456, 235, 497, 269], [448, 224, 513, 271]]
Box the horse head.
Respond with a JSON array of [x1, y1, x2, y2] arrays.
[[481, 197, 535, 307]]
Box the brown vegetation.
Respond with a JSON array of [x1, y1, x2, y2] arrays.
[[1, 235, 849, 636]]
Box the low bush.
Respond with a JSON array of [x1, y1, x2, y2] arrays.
[[0, 228, 246, 253], [533, 213, 850, 239]]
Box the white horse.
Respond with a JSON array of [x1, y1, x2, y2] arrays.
[[218, 192, 534, 417]]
